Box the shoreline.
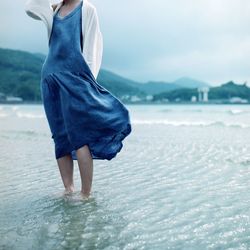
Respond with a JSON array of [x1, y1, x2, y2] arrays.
[[0, 101, 250, 106]]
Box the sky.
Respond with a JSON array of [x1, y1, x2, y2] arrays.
[[0, 0, 250, 85]]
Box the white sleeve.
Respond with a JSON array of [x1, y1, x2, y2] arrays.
[[24, 0, 53, 39], [82, 5, 103, 80], [24, 0, 53, 20]]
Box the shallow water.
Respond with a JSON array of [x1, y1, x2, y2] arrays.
[[0, 104, 250, 249]]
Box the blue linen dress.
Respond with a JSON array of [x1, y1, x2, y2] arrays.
[[40, 0, 132, 161]]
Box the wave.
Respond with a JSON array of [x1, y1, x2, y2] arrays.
[[16, 112, 45, 119], [0, 129, 49, 138], [131, 119, 250, 128], [159, 109, 203, 113], [159, 108, 250, 115], [228, 109, 250, 115], [12, 106, 20, 111], [0, 112, 9, 118], [159, 109, 174, 113]]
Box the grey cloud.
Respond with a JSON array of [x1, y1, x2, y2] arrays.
[[0, 0, 250, 85]]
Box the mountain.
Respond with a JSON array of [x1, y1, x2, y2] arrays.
[[154, 88, 197, 102], [153, 81, 250, 102], [128, 77, 210, 95], [0, 48, 146, 101], [96, 70, 180, 95], [4, 47, 244, 104], [209, 81, 250, 100], [96, 69, 146, 97], [136, 81, 180, 95], [33, 53, 46, 61], [0, 48, 43, 101], [173, 77, 210, 88], [0, 47, 210, 102]]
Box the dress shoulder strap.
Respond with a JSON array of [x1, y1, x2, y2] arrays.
[[52, 1, 63, 14], [51, 4, 58, 12]]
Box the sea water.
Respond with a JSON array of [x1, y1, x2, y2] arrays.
[[0, 104, 250, 249]]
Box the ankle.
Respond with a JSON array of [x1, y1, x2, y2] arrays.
[[80, 190, 91, 198], [65, 184, 74, 193]]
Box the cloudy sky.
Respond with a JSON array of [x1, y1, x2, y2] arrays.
[[0, 0, 249, 85]]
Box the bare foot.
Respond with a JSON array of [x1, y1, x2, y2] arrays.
[[63, 186, 75, 195], [80, 191, 91, 200]]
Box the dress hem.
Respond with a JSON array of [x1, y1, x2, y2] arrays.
[[55, 123, 131, 161]]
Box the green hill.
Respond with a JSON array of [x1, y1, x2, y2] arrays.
[[2, 47, 246, 104], [153, 81, 250, 102], [173, 77, 210, 89], [0, 48, 43, 100], [209, 81, 250, 100], [0, 48, 213, 102], [137, 81, 180, 95], [0, 48, 146, 101], [96, 69, 146, 97]]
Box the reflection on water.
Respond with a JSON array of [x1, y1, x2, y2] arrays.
[[2, 191, 129, 249], [1, 104, 250, 249]]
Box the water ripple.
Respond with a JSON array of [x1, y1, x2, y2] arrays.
[[1, 104, 250, 249]]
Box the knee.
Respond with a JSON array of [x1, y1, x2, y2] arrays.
[[76, 145, 92, 162], [76, 144, 90, 154]]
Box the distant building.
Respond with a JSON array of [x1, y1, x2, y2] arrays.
[[130, 95, 141, 102], [161, 97, 169, 103], [6, 96, 23, 102], [146, 95, 153, 101], [121, 94, 130, 101], [229, 97, 248, 104], [198, 87, 209, 102], [191, 96, 197, 102]]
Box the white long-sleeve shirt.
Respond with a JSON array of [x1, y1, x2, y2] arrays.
[[24, 0, 103, 79]]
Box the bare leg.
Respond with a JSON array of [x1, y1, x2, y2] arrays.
[[57, 154, 74, 194], [76, 145, 93, 198]]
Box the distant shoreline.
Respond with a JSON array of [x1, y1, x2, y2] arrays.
[[1, 101, 250, 106]]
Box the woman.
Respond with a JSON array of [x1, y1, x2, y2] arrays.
[[24, 0, 132, 199]]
